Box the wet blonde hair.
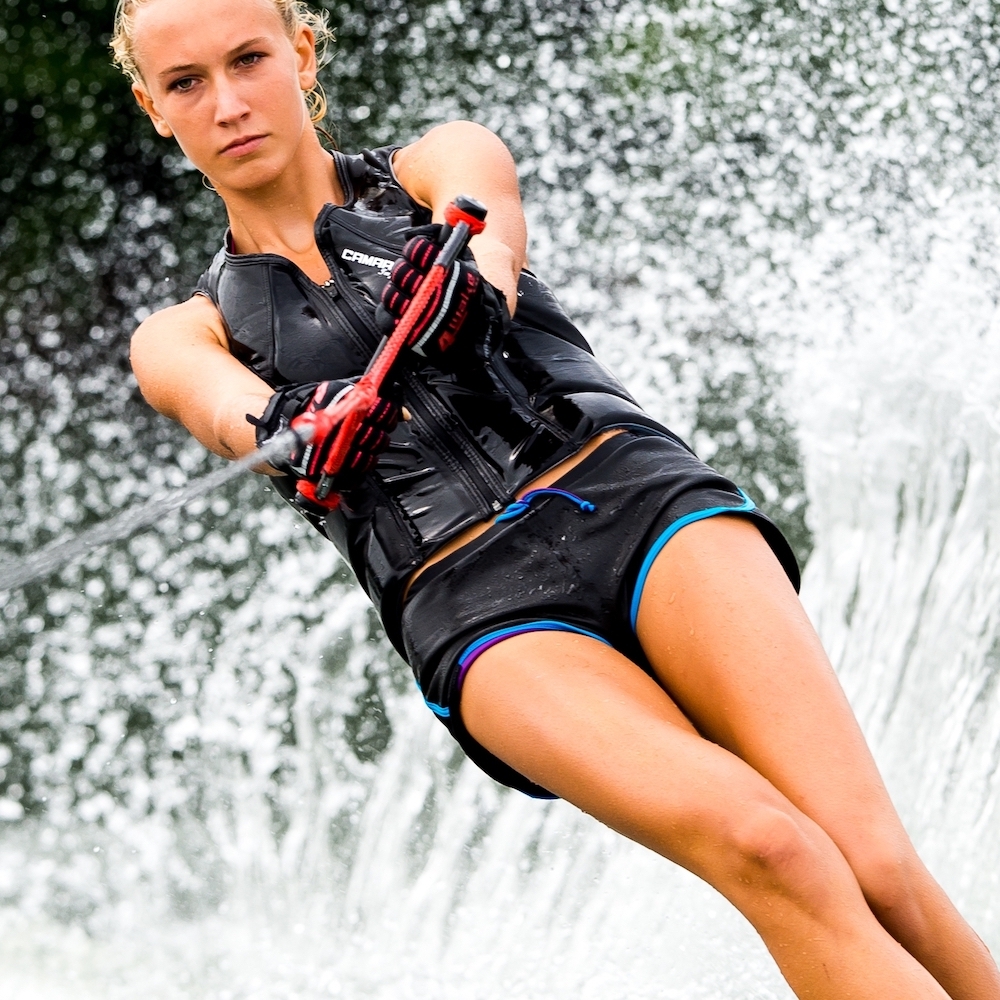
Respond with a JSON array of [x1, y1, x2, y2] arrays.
[[110, 0, 334, 124]]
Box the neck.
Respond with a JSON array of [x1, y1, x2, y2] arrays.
[[220, 127, 343, 261]]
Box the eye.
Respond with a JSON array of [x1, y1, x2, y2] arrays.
[[236, 52, 264, 68], [168, 76, 197, 93]]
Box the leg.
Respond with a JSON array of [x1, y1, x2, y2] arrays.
[[635, 515, 1000, 1000], [461, 631, 949, 1000]]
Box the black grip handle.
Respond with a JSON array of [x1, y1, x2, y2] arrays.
[[452, 194, 488, 222], [437, 221, 472, 271], [439, 194, 489, 244]]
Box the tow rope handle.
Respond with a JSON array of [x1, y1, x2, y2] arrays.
[[294, 195, 488, 512]]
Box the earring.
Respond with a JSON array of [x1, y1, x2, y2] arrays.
[[202, 174, 217, 193]]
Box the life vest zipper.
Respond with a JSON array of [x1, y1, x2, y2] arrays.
[[303, 279, 379, 362], [315, 217, 386, 354], [486, 347, 572, 444], [314, 206, 509, 515], [402, 370, 508, 515]]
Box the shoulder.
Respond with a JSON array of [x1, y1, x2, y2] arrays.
[[399, 120, 510, 157], [393, 121, 517, 205], [395, 121, 514, 170]]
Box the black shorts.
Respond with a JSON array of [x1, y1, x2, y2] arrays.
[[400, 429, 800, 798]]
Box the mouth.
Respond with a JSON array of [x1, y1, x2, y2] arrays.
[[220, 134, 267, 157]]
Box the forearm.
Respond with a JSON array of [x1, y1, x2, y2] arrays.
[[208, 391, 273, 462], [469, 233, 520, 315], [130, 296, 279, 468]]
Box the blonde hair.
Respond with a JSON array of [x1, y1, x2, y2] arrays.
[[110, 0, 334, 124]]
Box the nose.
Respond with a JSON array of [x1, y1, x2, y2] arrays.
[[213, 75, 251, 127]]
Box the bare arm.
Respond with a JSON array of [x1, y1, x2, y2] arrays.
[[393, 121, 527, 313], [130, 294, 272, 462]]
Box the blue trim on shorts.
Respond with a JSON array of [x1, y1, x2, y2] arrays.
[[419, 621, 613, 722], [458, 620, 612, 669], [629, 489, 756, 631], [415, 679, 452, 718], [418, 624, 613, 724]]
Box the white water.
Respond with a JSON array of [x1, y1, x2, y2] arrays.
[[0, 432, 299, 594]]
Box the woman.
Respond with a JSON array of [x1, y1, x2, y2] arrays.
[[113, 0, 999, 996]]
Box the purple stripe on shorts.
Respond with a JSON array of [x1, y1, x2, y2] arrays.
[[456, 620, 611, 689]]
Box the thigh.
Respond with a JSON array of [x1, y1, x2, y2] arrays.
[[635, 515, 910, 873], [460, 630, 823, 888], [460, 632, 954, 1000]]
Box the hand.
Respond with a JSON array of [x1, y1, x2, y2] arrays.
[[290, 381, 400, 492], [375, 230, 485, 363], [248, 379, 400, 492]]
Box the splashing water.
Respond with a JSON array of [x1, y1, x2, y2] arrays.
[[4, 1, 1000, 997], [0, 433, 297, 594]]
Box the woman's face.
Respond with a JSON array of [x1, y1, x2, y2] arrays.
[[130, 0, 317, 192]]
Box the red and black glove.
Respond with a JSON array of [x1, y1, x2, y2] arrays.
[[375, 229, 485, 363], [248, 379, 400, 493]]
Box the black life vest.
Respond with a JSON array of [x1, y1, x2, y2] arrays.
[[195, 146, 668, 655]]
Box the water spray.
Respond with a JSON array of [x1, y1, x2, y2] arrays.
[[0, 430, 297, 594]]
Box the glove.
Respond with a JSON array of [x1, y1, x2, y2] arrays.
[[248, 379, 401, 493], [375, 228, 485, 363]]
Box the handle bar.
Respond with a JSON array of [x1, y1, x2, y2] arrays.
[[293, 195, 488, 511]]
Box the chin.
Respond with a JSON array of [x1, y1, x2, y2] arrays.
[[218, 155, 289, 193]]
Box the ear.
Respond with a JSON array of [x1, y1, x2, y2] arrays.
[[293, 25, 318, 93], [132, 82, 174, 138]]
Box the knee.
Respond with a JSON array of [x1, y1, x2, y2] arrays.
[[845, 830, 926, 925], [724, 804, 841, 910]]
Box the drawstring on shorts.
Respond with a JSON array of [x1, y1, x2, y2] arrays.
[[494, 488, 597, 524]]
